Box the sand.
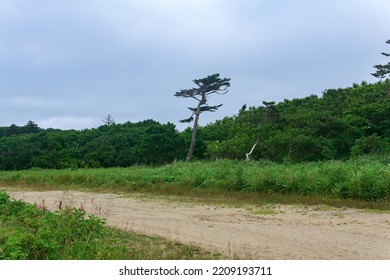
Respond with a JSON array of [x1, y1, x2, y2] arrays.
[[6, 189, 390, 259]]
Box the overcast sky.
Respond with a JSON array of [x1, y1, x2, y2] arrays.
[[0, 0, 389, 130]]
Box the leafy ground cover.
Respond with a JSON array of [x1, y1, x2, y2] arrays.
[[0, 158, 389, 208], [0, 191, 221, 260]]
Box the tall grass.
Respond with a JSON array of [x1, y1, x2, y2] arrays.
[[0, 159, 389, 203]]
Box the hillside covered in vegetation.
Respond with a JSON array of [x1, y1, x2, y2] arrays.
[[0, 80, 389, 170]]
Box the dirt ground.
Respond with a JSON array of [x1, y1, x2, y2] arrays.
[[6, 189, 390, 259]]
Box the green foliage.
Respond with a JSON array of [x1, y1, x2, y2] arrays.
[[0, 120, 184, 170], [350, 133, 390, 157], [0, 191, 112, 259], [0, 121, 40, 138], [203, 80, 390, 162], [1, 159, 389, 202]]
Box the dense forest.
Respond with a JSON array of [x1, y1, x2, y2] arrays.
[[0, 79, 389, 170]]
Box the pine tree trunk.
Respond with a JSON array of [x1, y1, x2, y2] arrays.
[[186, 112, 200, 162], [186, 99, 204, 162]]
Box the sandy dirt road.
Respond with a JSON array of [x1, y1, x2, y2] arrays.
[[6, 189, 390, 259]]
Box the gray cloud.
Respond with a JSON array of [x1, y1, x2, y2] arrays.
[[0, 0, 389, 130]]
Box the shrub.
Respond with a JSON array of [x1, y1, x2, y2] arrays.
[[0, 191, 115, 260]]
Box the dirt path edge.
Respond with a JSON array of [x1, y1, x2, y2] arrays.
[[5, 189, 390, 260]]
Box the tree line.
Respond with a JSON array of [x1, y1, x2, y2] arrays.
[[1, 79, 389, 170], [201, 80, 389, 162], [0, 120, 184, 170]]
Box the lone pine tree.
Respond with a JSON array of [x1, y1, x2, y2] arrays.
[[175, 73, 231, 162]]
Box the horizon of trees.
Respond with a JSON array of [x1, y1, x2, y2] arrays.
[[0, 79, 389, 170]]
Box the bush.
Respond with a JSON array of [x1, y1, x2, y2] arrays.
[[0, 191, 118, 260]]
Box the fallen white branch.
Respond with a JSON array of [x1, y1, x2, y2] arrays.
[[245, 139, 259, 161]]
